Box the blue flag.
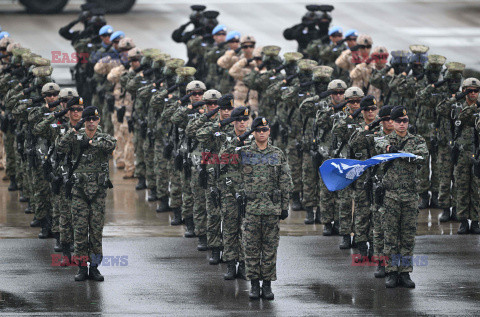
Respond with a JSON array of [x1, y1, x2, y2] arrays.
[[319, 153, 417, 191]]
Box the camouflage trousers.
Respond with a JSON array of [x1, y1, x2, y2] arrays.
[[353, 183, 373, 243], [383, 196, 417, 274], [4, 130, 16, 178], [169, 163, 183, 209], [59, 187, 74, 244], [71, 186, 106, 264], [338, 186, 354, 236], [454, 152, 479, 221], [319, 171, 340, 224], [51, 192, 60, 234], [142, 137, 155, 190], [133, 129, 146, 178], [242, 213, 279, 281], [24, 159, 36, 213], [437, 143, 455, 208], [100, 101, 114, 136], [285, 138, 303, 193], [32, 164, 51, 221], [372, 205, 385, 257], [418, 137, 439, 193], [206, 187, 222, 249], [221, 194, 244, 262], [302, 151, 319, 208], [181, 164, 194, 219], [0, 131, 4, 169], [154, 138, 169, 198], [15, 145, 24, 196], [191, 164, 207, 237], [113, 117, 135, 175]]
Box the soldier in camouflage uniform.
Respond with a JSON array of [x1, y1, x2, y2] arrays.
[[222, 117, 292, 300], [375, 106, 428, 288], [216, 31, 241, 94], [319, 28, 357, 83], [58, 106, 116, 282], [204, 24, 227, 89]]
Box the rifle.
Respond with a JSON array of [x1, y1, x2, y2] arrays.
[[432, 78, 450, 89]]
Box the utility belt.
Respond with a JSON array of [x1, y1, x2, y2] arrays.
[[72, 171, 113, 188], [245, 190, 281, 204]]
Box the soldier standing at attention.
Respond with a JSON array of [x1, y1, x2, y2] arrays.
[[58, 106, 116, 282]]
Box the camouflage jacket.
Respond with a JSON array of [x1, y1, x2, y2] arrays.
[[449, 99, 480, 153], [279, 83, 315, 140], [331, 109, 364, 158], [416, 84, 449, 140]]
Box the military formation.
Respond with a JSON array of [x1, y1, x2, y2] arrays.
[[1, 2, 480, 297]]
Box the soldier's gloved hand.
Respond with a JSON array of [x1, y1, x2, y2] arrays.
[[54, 108, 69, 118], [205, 107, 220, 119], [219, 116, 236, 127], [279, 209, 289, 220], [80, 138, 91, 150], [74, 118, 86, 131], [192, 101, 205, 109], [387, 145, 399, 153]]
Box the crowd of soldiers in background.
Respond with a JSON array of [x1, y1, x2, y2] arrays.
[[1, 3, 480, 292]]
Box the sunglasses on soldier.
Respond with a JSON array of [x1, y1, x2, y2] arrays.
[[347, 99, 361, 104], [468, 88, 480, 93], [69, 107, 83, 112], [45, 92, 59, 97], [86, 116, 100, 122], [242, 44, 255, 49], [255, 127, 269, 133], [205, 101, 216, 106], [364, 106, 377, 112], [394, 118, 409, 124], [235, 116, 249, 122], [191, 91, 203, 96], [332, 90, 344, 95], [215, 32, 226, 36]]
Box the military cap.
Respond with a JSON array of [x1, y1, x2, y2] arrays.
[[33, 57, 50, 67], [218, 94, 235, 109], [240, 35, 256, 44], [313, 65, 333, 79], [110, 31, 125, 42], [59, 88, 79, 100], [118, 38, 135, 51], [82, 106, 99, 119], [426, 54, 446, 71], [327, 79, 347, 91], [151, 53, 171, 68], [202, 89, 221, 101], [344, 87, 364, 99], [32, 66, 53, 77], [203, 10, 219, 19], [127, 47, 142, 60], [165, 58, 185, 70], [41, 82, 60, 94], [408, 52, 428, 64], [409, 44, 429, 54], [262, 45, 281, 57], [175, 66, 196, 77], [462, 77, 480, 89], [231, 106, 250, 120], [226, 31, 241, 42], [191, 5, 206, 11], [66, 96, 84, 108], [360, 95, 376, 110], [298, 59, 318, 71], [328, 26, 343, 36], [445, 62, 465, 74], [94, 56, 121, 75], [186, 80, 206, 92], [379, 105, 394, 118], [390, 50, 409, 64], [142, 48, 162, 58], [33, 76, 52, 88], [253, 46, 263, 58], [99, 25, 114, 36], [212, 24, 227, 35], [344, 29, 358, 39], [372, 46, 388, 54], [357, 34, 373, 46], [283, 52, 303, 63], [390, 106, 408, 120], [12, 47, 30, 57], [0, 36, 13, 49], [6, 42, 21, 54], [251, 117, 269, 129], [0, 31, 9, 40]]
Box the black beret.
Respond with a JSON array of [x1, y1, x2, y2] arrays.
[[378, 105, 393, 118], [217, 93, 234, 109], [230, 106, 250, 120], [360, 95, 376, 110], [203, 10, 219, 19], [82, 106, 99, 119], [390, 106, 408, 120], [67, 96, 84, 108], [251, 117, 269, 129]]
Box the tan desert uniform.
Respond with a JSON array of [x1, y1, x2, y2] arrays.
[[336, 34, 373, 73]]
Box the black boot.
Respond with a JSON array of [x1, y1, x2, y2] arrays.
[[147, 187, 158, 201], [237, 261, 246, 280], [89, 265, 104, 281], [304, 207, 314, 224], [209, 247, 221, 265], [439, 207, 451, 222], [24, 204, 33, 214], [367, 242, 374, 261], [135, 177, 147, 190], [457, 219, 470, 234], [53, 233, 62, 252], [170, 208, 183, 226], [470, 221, 480, 234], [8, 176, 18, 191], [197, 235, 207, 251], [323, 222, 333, 236], [314, 208, 321, 224], [418, 192, 429, 209], [261, 280, 274, 300], [374, 262, 386, 278], [339, 235, 351, 249], [74, 263, 89, 281], [184, 216, 196, 238], [385, 272, 398, 288], [351, 235, 357, 248], [19, 192, 28, 203], [249, 279, 260, 300], [30, 217, 41, 227], [357, 241, 368, 262], [38, 218, 52, 239], [224, 261, 237, 280], [291, 191, 302, 211], [398, 272, 415, 288], [156, 196, 170, 212], [450, 207, 458, 221], [430, 192, 439, 208], [60, 243, 71, 267]]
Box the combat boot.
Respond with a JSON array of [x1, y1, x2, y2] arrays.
[[374, 263, 386, 278], [147, 186, 158, 201], [19, 192, 28, 203], [53, 233, 62, 252], [357, 241, 368, 263], [291, 192, 302, 211], [430, 192, 439, 208], [367, 242, 374, 261], [314, 207, 321, 224], [209, 247, 221, 265], [451, 207, 458, 221], [74, 263, 89, 281], [323, 222, 332, 236], [24, 203, 33, 214], [304, 207, 314, 224], [184, 216, 196, 238], [351, 235, 357, 248], [237, 261, 246, 280], [457, 219, 470, 234], [339, 235, 351, 249], [170, 208, 183, 226], [135, 177, 147, 190], [385, 272, 398, 288], [398, 272, 415, 288], [30, 217, 41, 227], [60, 243, 71, 267], [249, 279, 260, 300], [197, 235, 207, 251], [261, 280, 274, 300], [8, 176, 18, 191], [470, 221, 480, 234], [439, 207, 451, 222], [38, 218, 52, 239], [418, 192, 429, 209], [224, 261, 237, 280], [156, 196, 171, 212], [89, 265, 105, 281]]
